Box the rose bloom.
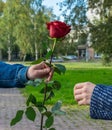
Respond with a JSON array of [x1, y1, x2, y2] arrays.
[[46, 21, 71, 38]]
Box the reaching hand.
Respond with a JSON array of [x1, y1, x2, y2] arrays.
[[27, 62, 53, 82], [74, 82, 96, 105]]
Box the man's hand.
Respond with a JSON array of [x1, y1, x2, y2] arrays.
[[27, 62, 53, 82], [74, 82, 96, 105]]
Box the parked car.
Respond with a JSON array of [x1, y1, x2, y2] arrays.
[[62, 55, 78, 60], [94, 54, 102, 59], [48, 57, 64, 62]]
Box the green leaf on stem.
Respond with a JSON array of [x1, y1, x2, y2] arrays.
[[10, 110, 24, 126], [54, 67, 61, 75], [38, 106, 47, 113], [49, 128, 56, 130], [35, 101, 43, 107], [52, 81, 61, 90], [52, 110, 66, 115], [46, 81, 61, 90], [43, 111, 52, 118], [26, 94, 37, 106], [46, 91, 55, 101], [51, 101, 66, 115], [35, 102, 47, 113], [25, 107, 36, 121], [31, 58, 45, 65], [51, 101, 62, 111], [40, 86, 52, 94], [54, 64, 66, 75], [34, 79, 43, 86], [45, 50, 53, 59], [26, 79, 43, 87], [45, 62, 53, 67], [45, 115, 54, 128]]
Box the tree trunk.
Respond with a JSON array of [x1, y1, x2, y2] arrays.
[[35, 43, 38, 60], [7, 47, 12, 62], [23, 54, 26, 62], [0, 49, 2, 60]]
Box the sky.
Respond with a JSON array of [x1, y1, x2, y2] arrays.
[[42, 0, 63, 17], [42, 0, 99, 22]]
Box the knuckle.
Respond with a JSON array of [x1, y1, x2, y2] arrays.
[[85, 81, 91, 85], [83, 87, 88, 93], [81, 99, 87, 105], [74, 83, 80, 88], [83, 93, 87, 98]]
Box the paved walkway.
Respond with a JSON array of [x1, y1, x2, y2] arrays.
[[0, 88, 112, 130]]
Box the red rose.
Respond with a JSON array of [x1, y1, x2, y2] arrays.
[[46, 21, 71, 38]]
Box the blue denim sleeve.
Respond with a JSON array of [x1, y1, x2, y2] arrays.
[[90, 84, 112, 120], [0, 62, 29, 88]]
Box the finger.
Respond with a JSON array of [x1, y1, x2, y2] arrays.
[[75, 94, 83, 101], [75, 94, 84, 101], [78, 98, 90, 105], [74, 83, 85, 90], [74, 89, 83, 95], [46, 69, 54, 82], [33, 62, 47, 69], [38, 67, 51, 76], [74, 85, 84, 97]]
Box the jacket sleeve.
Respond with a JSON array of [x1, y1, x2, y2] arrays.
[[90, 84, 112, 120], [0, 62, 29, 88]]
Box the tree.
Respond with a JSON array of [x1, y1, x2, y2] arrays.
[[58, 0, 89, 57], [0, 0, 16, 61], [12, 0, 54, 61], [0, 0, 5, 16], [88, 0, 112, 64], [0, 0, 5, 60], [12, 0, 43, 61], [59, 0, 88, 36], [59, 0, 112, 64], [30, 6, 54, 60], [0, 0, 55, 61]]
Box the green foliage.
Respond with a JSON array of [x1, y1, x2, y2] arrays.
[[51, 101, 66, 115], [26, 78, 43, 87], [31, 58, 45, 65], [54, 64, 66, 75], [102, 54, 111, 66], [10, 110, 24, 126], [89, 20, 112, 56], [25, 107, 36, 121], [26, 94, 37, 106], [88, 0, 112, 59], [0, 0, 5, 15], [45, 115, 54, 128], [58, 0, 112, 61], [49, 128, 56, 130], [0, 0, 55, 61]]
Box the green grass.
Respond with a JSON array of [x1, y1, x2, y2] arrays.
[[21, 62, 112, 105]]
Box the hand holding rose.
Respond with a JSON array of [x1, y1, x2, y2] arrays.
[[27, 62, 53, 82]]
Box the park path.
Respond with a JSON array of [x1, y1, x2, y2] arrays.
[[0, 88, 112, 130]]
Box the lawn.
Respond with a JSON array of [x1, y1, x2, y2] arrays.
[[21, 61, 112, 105]]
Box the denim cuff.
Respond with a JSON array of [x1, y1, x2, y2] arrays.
[[90, 84, 112, 120], [17, 66, 29, 85]]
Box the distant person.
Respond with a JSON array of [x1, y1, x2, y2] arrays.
[[0, 61, 53, 88], [74, 82, 112, 120]]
